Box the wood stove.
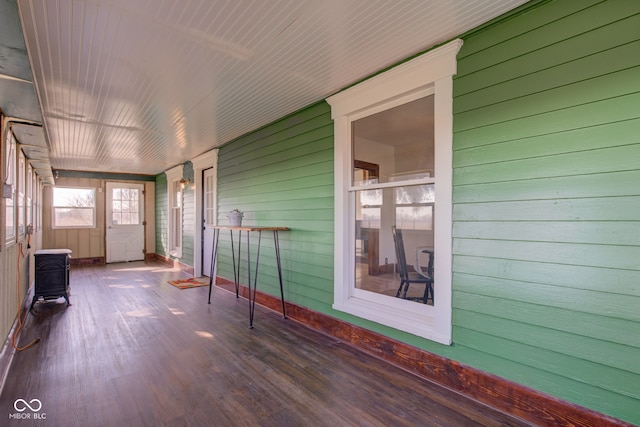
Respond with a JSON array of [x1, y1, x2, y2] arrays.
[[31, 249, 71, 312]]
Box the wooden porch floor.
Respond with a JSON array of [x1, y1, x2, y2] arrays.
[[1, 261, 531, 426]]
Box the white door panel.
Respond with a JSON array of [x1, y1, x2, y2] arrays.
[[106, 182, 145, 263]]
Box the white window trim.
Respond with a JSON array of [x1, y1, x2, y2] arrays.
[[326, 39, 462, 345], [18, 149, 25, 237], [165, 165, 184, 258]]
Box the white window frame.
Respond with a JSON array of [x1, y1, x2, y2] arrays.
[[27, 163, 33, 232], [18, 149, 25, 238], [52, 186, 97, 229], [4, 131, 17, 246], [326, 39, 462, 345], [165, 165, 184, 258]]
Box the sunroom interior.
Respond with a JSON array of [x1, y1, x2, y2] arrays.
[[1, 0, 639, 426]]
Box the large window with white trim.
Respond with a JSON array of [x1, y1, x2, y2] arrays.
[[327, 39, 462, 344]]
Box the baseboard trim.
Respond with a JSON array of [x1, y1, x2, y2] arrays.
[[70, 257, 105, 266], [148, 253, 194, 276], [214, 277, 632, 427]]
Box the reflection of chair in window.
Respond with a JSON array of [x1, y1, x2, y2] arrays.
[[391, 226, 433, 304]]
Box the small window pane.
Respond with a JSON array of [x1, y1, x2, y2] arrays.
[[55, 208, 94, 227], [355, 184, 434, 304], [111, 187, 141, 225]]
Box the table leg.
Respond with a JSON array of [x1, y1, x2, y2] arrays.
[[230, 230, 242, 298], [247, 230, 263, 328], [273, 230, 287, 319], [208, 228, 220, 304]]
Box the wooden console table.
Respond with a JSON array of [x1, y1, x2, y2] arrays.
[[207, 226, 289, 328]]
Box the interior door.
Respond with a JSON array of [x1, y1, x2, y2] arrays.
[[106, 182, 145, 263], [202, 168, 216, 277]]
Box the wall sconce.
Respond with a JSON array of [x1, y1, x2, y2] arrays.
[[179, 178, 190, 190]]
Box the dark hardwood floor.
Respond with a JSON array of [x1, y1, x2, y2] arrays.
[[1, 261, 532, 426]]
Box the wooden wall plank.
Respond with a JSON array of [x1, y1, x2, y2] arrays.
[[454, 238, 640, 271], [454, 196, 640, 222], [456, 40, 640, 114], [453, 291, 640, 348], [454, 310, 640, 375], [455, 91, 640, 150], [453, 220, 640, 246], [456, 4, 640, 95], [458, 1, 601, 60], [454, 118, 640, 168], [454, 255, 640, 297], [454, 272, 640, 322], [455, 66, 640, 133], [454, 170, 640, 203], [455, 144, 640, 185]]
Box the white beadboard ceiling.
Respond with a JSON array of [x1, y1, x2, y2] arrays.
[[15, 0, 528, 176]]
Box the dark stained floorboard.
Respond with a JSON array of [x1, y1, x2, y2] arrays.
[[1, 261, 532, 426]]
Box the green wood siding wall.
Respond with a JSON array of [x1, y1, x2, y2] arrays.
[[452, 0, 640, 423], [182, 162, 195, 264], [155, 172, 168, 257], [216, 102, 334, 311]]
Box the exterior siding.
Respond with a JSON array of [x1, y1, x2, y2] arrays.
[[155, 173, 168, 257], [451, 0, 640, 423], [181, 162, 195, 264], [216, 102, 334, 311]]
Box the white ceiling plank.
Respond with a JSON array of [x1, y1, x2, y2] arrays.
[[16, 0, 529, 175]]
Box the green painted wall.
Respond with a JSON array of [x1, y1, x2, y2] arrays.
[[451, 0, 640, 423], [216, 102, 335, 309], [155, 172, 168, 257], [182, 162, 195, 264]]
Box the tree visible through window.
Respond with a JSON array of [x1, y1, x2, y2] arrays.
[[53, 187, 96, 228], [111, 187, 140, 225]]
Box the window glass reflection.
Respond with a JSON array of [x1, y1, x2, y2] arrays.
[[354, 184, 434, 305], [352, 95, 434, 185]]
